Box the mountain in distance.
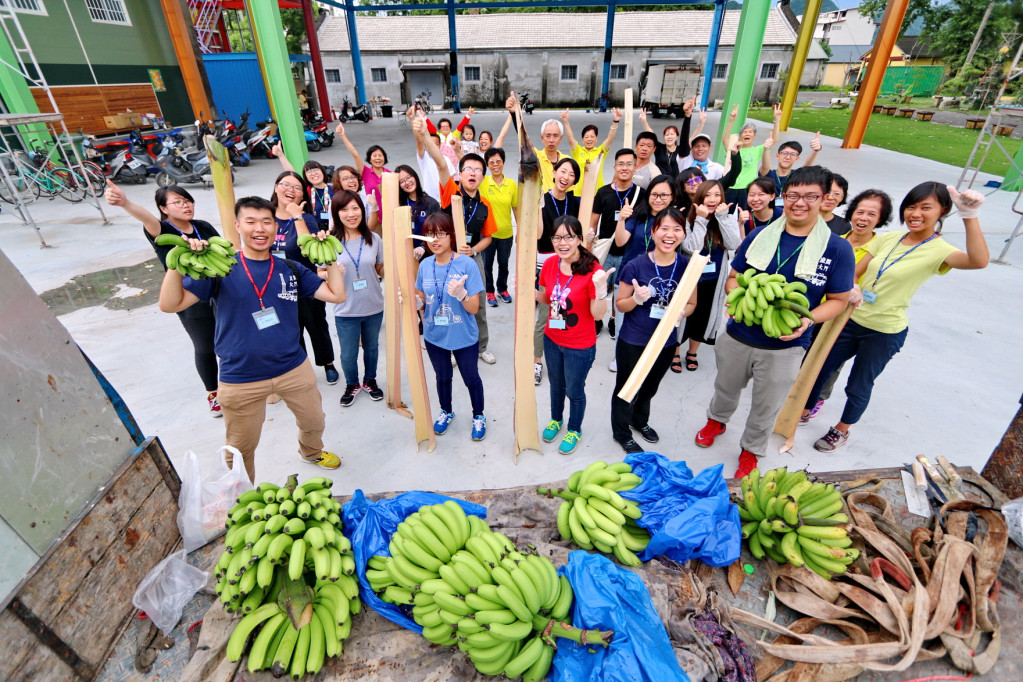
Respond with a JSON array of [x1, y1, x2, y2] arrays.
[[784, 0, 842, 14]]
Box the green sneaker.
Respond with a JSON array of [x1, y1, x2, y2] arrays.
[[558, 431, 581, 455], [542, 420, 563, 443]]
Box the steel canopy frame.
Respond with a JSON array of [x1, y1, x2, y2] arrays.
[[316, 0, 726, 112]]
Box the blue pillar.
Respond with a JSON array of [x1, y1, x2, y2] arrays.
[[344, 0, 367, 106], [447, 0, 461, 113], [701, 0, 726, 110], [600, 0, 617, 101]]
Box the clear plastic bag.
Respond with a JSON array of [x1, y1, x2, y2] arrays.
[[132, 549, 208, 636], [1003, 497, 1023, 548], [176, 446, 253, 553]]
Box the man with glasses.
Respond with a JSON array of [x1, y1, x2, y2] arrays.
[[416, 113, 498, 364], [694, 166, 854, 479], [758, 135, 822, 201], [590, 148, 646, 338]]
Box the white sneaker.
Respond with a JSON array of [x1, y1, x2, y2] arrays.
[[608, 359, 617, 372], [534, 362, 543, 385], [479, 350, 496, 365]]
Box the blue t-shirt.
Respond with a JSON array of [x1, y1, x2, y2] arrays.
[[621, 216, 656, 267], [415, 253, 485, 351], [273, 213, 320, 269], [618, 251, 691, 348], [728, 227, 855, 349], [184, 255, 323, 383]]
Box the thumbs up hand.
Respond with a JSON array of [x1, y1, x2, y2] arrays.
[[447, 273, 469, 300]]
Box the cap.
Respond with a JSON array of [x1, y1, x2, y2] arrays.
[[690, 134, 712, 146]]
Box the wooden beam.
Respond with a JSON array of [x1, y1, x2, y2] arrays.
[[380, 174, 411, 418], [158, 0, 214, 121]]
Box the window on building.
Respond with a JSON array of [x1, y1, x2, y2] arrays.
[[609, 64, 627, 81], [713, 63, 728, 80], [325, 69, 341, 84], [371, 68, 387, 83], [561, 65, 578, 82], [85, 0, 130, 25], [0, 0, 47, 14], [464, 66, 481, 83], [759, 63, 780, 80]]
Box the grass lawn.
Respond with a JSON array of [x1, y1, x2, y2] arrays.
[[747, 108, 1020, 176]]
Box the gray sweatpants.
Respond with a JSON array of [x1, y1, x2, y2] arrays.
[[707, 332, 803, 456], [473, 253, 489, 352]]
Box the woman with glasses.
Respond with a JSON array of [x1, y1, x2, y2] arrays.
[[821, 173, 850, 236], [104, 181, 222, 416], [679, 179, 742, 372], [329, 190, 386, 408], [336, 120, 390, 212], [537, 215, 610, 454], [270, 171, 339, 386], [413, 213, 488, 441], [611, 206, 698, 453], [270, 143, 335, 232], [396, 164, 441, 246]]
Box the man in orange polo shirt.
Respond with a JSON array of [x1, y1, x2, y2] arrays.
[[415, 113, 498, 364]]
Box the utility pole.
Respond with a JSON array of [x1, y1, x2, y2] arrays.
[[961, 2, 996, 74]]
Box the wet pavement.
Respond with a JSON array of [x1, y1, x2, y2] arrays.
[[40, 258, 162, 316]]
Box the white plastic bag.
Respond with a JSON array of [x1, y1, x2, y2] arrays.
[[1003, 497, 1023, 548], [132, 549, 208, 636], [176, 446, 253, 553]]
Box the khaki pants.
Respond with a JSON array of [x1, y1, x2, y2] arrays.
[[217, 360, 325, 482]]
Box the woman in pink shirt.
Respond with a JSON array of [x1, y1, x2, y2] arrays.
[[336, 121, 390, 210]]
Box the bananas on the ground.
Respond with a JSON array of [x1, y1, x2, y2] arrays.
[[156, 233, 237, 279], [298, 233, 342, 266], [727, 269, 815, 338], [736, 467, 857, 579], [537, 460, 650, 567], [372, 500, 613, 680], [218, 474, 360, 677]]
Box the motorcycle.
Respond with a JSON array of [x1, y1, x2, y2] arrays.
[[109, 148, 148, 184], [338, 97, 371, 123], [306, 114, 334, 148], [154, 133, 212, 187], [218, 110, 251, 166], [304, 128, 322, 152], [247, 119, 278, 158], [521, 92, 535, 115]]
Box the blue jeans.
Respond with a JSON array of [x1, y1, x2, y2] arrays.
[[805, 319, 907, 426], [544, 336, 596, 433], [483, 236, 513, 293], [425, 340, 485, 416], [334, 312, 383, 387], [601, 253, 623, 329]]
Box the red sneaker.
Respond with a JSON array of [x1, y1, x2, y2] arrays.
[[734, 449, 759, 479], [207, 391, 222, 418], [694, 418, 726, 447]]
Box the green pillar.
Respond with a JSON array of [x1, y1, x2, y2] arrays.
[[716, 0, 772, 162], [1000, 146, 1023, 192], [245, 0, 307, 170], [0, 28, 51, 147]]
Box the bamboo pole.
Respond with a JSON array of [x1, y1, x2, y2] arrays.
[[623, 88, 634, 150], [203, 136, 238, 248], [394, 208, 436, 452], [450, 194, 467, 250], [774, 304, 855, 452], [617, 253, 709, 402], [380, 173, 411, 418]]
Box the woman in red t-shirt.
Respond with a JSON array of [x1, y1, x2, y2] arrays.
[[536, 215, 613, 454]]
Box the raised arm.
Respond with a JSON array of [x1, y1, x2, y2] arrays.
[[336, 121, 365, 174], [943, 188, 989, 270], [640, 107, 654, 134], [759, 135, 774, 177], [720, 139, 743, 190], [415, 111, 451, 187], [104, 179, 162, 237], [494, 95, 516, 149], [719, 104, 738, 148], [677, 98, 695, 157], [560, 108, 579, 150], [601, 107, 622, 152], [455, 108, 473, 134], [803, 132, 822, 167], [771, 104, 782, 145]]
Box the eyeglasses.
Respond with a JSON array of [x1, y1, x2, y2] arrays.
[[614, 162, 636, 168], [782, 192, 822, 203], [685, 178, 704, 186], [423, 232, 449, 239], [168, 200, 193, 208], [461, 167, 484, 175], [399, 176, 416, 185], [550, 234, 578, 243], [649, 192, 672, 200], [778, 151, 799, 158], [277, 182, 303, 192]]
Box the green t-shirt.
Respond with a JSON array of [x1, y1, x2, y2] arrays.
[[733, 145, 764, 190], [852, 230, 959, 334]]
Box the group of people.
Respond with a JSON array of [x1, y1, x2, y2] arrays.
[[105, 91, 989, 481]]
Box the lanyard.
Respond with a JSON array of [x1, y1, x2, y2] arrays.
[[553, 264, 575, 310], [641, 218, 653, 251], [341, 236, 364, 278], [776, 240, 805, 271], [614, 184, 634, 207], [276, 217, 294, 237], [431, 258, 452, 313], [549, 191, 568, 217], [315, 186, 331, 213], [462, 193, 480, 227], [871, 232, 937, 289], [239, 253, 275, 310], [162, 220, 197, 239], [651, 253, 679, 302]]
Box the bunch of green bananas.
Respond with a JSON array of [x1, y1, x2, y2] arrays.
[[369, 501, 612, 680], [726, 269, 815, 338], [156, 233, 237, 279], [736, 467, 857, 579], [537, 460, 649, 567], [297, 233, 343, 266], [215, 474, 361, 677]]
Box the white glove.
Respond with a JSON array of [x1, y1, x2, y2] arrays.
[[592, 267, 615, 300], [447, 274, 468, 300], [413, 246, 425, 260], [948, 185, 984, 220], [630, 279, 652, 306]]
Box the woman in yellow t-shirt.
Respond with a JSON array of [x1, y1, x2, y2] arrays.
[[561, 108, 621, 194], [802, 183, 988, 452]]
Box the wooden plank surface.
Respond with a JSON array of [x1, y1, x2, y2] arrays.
[[30, 85, 162, 135]]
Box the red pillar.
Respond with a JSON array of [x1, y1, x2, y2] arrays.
[[216, 10, 230, 53], [302, 0, 332, 121]]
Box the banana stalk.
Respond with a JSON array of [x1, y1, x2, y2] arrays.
[[203, 135, 239, 249], [379, 173, 411, 418]]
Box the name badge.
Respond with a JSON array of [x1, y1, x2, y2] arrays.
[[649, 304, 666, 320], [272, 248, 286, 257], [352, 279, 368, 291], [614, 210, 621, 222], [548, 319, 566, 330], [434, 315, 450, 326], [319, 212, 329, 221], [466, 234, 474, 244], [252, 307, 280, 330], [862, 290, 878, 304], [703, 262, 717, 274]]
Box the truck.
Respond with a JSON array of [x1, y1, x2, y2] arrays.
[[640, 60, 703, 118]]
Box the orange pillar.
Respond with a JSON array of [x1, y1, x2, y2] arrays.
[[159, 0, 216, 120], [842, 0, 910, 148]]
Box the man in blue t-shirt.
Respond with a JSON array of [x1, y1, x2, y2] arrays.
[[693, 167, 854, 479], [159, 196, 348, 481]]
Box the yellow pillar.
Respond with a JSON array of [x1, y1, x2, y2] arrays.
[[779, 0, 824, 132]]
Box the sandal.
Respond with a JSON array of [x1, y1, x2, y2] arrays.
[[670, 352, 683, 374], [685, 352, 699, 371]]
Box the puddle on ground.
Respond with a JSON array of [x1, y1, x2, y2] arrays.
[[41, 259, 165, 316]]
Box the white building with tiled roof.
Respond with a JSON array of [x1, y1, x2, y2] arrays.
[[315, 8, 826, 109]]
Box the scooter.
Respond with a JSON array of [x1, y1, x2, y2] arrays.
[[306, 114, 334, 147], [217, 111, 251, 166], [304, 128, 322, 152], [247, 119, 278, 158], [339, 98, 371, 123], [109, 148, 148, 184], [154, 134, 212, 186], [521, 93, 535, 115]]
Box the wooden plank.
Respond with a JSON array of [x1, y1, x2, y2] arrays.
[[379, 174, 410, 418], [0, 609, 77, 681], [450, 194, 467, 250], [7, 598, 94, 680], [578, 152, 603, 248], [623, 87, 634, 150], [29, 84, 162, 135]]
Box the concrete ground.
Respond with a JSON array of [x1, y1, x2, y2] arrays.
[[3, 108, 1021, 498]]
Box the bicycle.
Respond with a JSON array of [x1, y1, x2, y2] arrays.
[[415, 90, 433, 116], [0, 154, 41, 205], [2, 151, 86, 203], [31, 144, 105, 194]]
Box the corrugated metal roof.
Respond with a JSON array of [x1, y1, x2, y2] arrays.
[[318, 8, 800, 52], [826, 44, 868, 64]]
